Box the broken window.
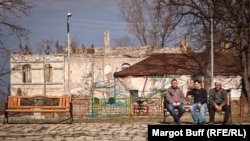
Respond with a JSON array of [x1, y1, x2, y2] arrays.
[[121, 63, 130, 70], [17, 88, 22, 96], [45, 64, 53, 82], [22, 64, 31, 83]]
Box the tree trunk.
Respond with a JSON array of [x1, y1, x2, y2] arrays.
[[204, 62, 211, 92], [247, 0, 250, 115], [241, 40, 250, 115]]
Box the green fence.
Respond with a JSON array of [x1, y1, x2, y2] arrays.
[[72, 97, 163, 118]]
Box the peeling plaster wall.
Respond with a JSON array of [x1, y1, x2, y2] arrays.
[[92, 55, 145, 98], [67, 55, 93, 96], [9, 46, 243, 116], [114, 75, 193, 98], [114, 75, 242, 99], [10, 46, 242, 101], [10, 54, 64, 96]]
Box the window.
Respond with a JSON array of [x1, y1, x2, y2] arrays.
[[17, 88, 22, 96], [45, 64, 53, 82], [22, 64, 31, 83], [121, 63, 130, 70]]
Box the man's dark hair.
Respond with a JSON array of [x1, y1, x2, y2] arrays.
[[194, 80, 201, 84], [171, 79, 177, 83]]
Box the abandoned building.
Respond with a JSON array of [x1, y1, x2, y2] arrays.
[[9, 32, 243, 118]]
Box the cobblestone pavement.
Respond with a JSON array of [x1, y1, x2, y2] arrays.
[[1, 122, 250, 141], [0, 122, 156, 141], [0, 115, 250, 141]]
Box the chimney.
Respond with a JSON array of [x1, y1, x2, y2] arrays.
[[104, 30, 110, 47]]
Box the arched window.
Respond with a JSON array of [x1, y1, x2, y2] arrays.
[[45, 64, 53, 82], [121, 63, 131, 70], [22, 64, 31, 83], [17, 88, 22, 96]]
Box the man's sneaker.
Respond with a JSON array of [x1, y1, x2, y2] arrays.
[[177, 121, 182, 125], [199, 121, 205, 125], [222, 121, 230, 125], [170, 122, 177, 125], [207, 122, 214, 125]]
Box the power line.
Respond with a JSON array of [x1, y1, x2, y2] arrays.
[[73, 18, 127, 25], [71, 22, 126, 29]]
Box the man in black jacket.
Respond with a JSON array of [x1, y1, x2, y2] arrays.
[[187, 80, 208, 125]]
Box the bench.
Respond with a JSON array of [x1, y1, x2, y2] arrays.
[[4, 95, 73, 124], [163, 93, 232, 123], [163, 101, 197, 123]]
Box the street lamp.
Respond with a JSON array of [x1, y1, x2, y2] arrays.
[[67, 12, 72, 95], [211, 18, 214, 90], [42, 39, 46, 96]]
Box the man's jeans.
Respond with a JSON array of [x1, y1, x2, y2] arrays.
[[190, 103, 207, 124], [166, 103, 185, 124]]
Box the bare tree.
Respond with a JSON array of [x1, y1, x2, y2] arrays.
[[0, 0, 33, 50], [114, 35, 134, 47], [221, 0, 250, 113], [55, 40, 64, 54], [119, 0, 148, 46], [120, 1, 250, 107], [119, 0, 179, 47], [19, 43, 32, 54], [0, 0, 33, 91], [156, 0, 250, 113]]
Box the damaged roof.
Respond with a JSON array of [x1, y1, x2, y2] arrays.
[[114, 53, 241, 77]]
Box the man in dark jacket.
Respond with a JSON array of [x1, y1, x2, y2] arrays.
[[165, 79, 185, 125], [208, 81, 230, 125], [187, 80, 207, 125]]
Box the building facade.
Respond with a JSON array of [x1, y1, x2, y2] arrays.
[[10, 45, 184, 97], [9, 33, 242, 117]]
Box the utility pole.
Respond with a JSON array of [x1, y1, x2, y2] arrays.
[[211, 18, 214, 89], [67, 12, 72, 95], [43, 39, 46, 95]]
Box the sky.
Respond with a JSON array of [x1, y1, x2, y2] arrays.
[[6, 0, 129, 52], [1, 0, 129, 93]]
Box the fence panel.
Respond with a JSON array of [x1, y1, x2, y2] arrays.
[[72, 97, 163, 118]]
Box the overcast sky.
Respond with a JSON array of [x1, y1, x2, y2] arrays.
[[6, 0, 128, 52]]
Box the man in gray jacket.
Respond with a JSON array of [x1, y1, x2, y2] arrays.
[[208, 81, 230, 125], [165, 79, 185, 125]]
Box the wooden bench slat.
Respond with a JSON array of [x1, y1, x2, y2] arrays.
[[14, 95, 68, 98], [163, 105, 209, 113], [7, 106, 70, 109], [4, 95, 73, 124], [6, 110, 70, 112]]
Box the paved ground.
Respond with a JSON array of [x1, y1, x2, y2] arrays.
[[0, 122, 152, 141], [0, 115, 250, 141]]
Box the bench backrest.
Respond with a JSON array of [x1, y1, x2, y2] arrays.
[[7, 95, 72, 108]]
